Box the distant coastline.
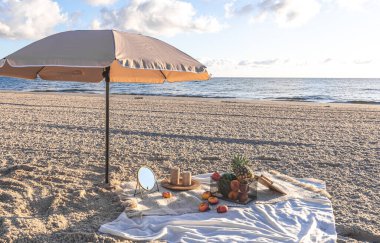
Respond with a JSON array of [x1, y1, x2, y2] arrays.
[[0, 77, 379, 105]]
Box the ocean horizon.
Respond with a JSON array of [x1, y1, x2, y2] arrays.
[[0, 77, 379, 104]]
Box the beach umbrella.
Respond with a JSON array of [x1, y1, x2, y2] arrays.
[[0, 30, 210, 183]]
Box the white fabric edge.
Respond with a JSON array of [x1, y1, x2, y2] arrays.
[[100, 214, 168, 241], [115, 59, 209, 74], [1, 58, 112, 69], [1, 58, 209, 75], [118, 62, 208, 74]]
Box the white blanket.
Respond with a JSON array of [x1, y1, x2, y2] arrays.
[[99, 175, 337, 242]]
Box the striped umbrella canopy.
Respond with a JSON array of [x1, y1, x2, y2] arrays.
[[0, 30, 210, 183]]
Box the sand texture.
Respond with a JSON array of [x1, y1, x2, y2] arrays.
[[0, 92, 379, 242]]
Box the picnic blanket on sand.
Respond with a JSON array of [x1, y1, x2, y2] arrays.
[[99, 173, 337, 242]]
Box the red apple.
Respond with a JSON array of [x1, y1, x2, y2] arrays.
[[217, 205, 228, 213], [198, 202, 210, 212], [211, 172, 221, 181], [208, 196, 219, 205], [162, 192, 172, 198]]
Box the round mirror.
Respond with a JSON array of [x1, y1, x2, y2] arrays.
[[137, 167, 156, 191]]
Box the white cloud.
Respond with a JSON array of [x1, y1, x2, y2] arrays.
[[224, 0, 254, 18], [320, 0, 379, 11], [200, 58, 235, 68], [0, 0, 67, 39], [200, 58, 281, 74], [238, 59, 278, 67], [335, 0, 374, 11], [85, 0, 118, 6], [225, 0, 321, 27], [66, 11, 83, 30], [92, 0, 225, 36], [91, 19, 102, 30], [224, 0, 236, 18], [354, 59, 372, 65], [267, 0, 321, 27], [198, 58, 237, 77], [201, 56, 379, 77], [225, 0, 380, 27]]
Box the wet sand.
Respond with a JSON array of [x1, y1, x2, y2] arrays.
[[0, 92, 379, 242]]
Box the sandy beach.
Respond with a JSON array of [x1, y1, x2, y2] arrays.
[[0, 91, 379, 242]]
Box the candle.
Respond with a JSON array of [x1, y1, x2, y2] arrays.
[[170, 167, 180, 185], [182, 171, 192, 186]]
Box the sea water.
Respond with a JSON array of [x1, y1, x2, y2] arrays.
[[0, 77, 379, 104]]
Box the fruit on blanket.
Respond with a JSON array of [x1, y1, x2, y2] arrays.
[[232, 155, 254, 181], [217, 205, 228, 213], [228, 191, 239, 201], [218, 173, 237, 198], [208, 196, 219, 205], [211, 172, 221, 181], [239, 181, 250, 193], [198, 202, 210, 212], [162, 192, 172, 198], [238, 192, 249, 202], [230, 180, 240, 192], [202, 191, 212, 200]]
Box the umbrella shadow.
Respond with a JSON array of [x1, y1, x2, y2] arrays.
[[113, 129, 315, 148], [123, 108, 320, 122], [11, 123, 314, 148], [0, 101, 102, 110]]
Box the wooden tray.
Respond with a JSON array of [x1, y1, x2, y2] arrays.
[[213, 192, 256, 205], [161, 179, 201, 191]]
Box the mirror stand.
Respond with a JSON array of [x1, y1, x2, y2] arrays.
[[134, 166, 160, 198], [133, 180, 159, 198]]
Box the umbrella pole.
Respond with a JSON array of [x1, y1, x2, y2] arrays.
[[104, 67, 110, 184]]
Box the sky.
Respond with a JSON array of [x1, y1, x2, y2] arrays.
[[0, 0, 380, 78]]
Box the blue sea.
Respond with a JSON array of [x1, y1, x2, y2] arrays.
[[0, 77, 379, 104]]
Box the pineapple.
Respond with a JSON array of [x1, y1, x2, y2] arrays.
[[232, 155, 254, 182]]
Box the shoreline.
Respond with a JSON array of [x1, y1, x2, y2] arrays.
[[1, 90, 380, 107]]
